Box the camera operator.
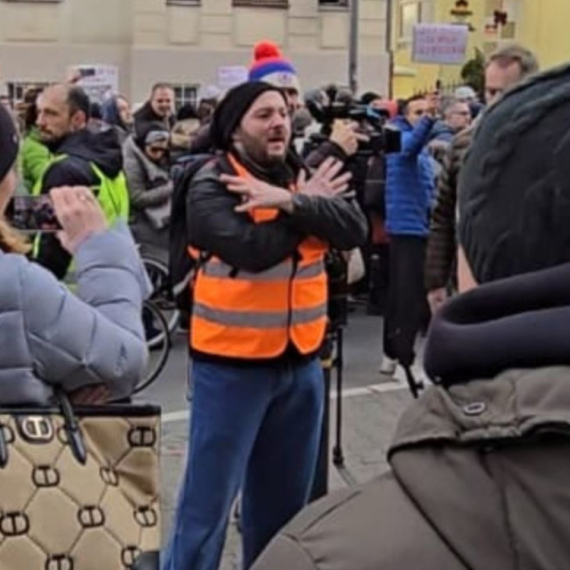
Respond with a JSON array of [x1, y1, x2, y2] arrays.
[[303, 89, 401, 318], [304, 118, 363, 169]]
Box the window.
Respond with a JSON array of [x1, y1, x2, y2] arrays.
[[1, 0, 62, 3], [7, 82, 50, 106], [398, 1, 422, 43], [172, 84, 199, 111], [232, 0, 288, 7], [232, 0, 289, 8], [166, 0, 200, 5], [484, 0, 519, 40], [319, 0, 349, 7]]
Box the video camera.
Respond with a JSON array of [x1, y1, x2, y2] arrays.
[[306, 85, 401, 156]]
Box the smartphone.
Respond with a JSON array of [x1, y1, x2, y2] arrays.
[[5, 196, 62, 233]]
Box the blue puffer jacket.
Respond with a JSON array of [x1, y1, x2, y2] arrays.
[[386, 116, 436, 237], [0, 223, 150, 405]]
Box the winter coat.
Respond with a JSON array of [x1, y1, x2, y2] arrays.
[[134, 101, 175, 135], [170, 118, 202, 163], [188, 153, 367, 273], [20, 129, 50, 192], [253, 262, 570, 570], [0, 224, 149, 405], [385, 116, 435, 237], [425, 125, 474, 291], [187, 152, 367, 363], [34, 129, 126, 279], [122, 135, 172, 258], [429, 120, 456, 144]]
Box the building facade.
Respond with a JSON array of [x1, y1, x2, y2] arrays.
[[391, 0, 570, 97], [0, 0, 390, 107]]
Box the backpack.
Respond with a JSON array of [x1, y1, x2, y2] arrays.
[[169, 153, 215, 316]]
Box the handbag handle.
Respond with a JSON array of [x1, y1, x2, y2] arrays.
[[0, 389, 88, 468], [55, 387, 88, 465]]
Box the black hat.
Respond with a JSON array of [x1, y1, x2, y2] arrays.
[[360, 91, 382, 105], [458, 63, 570, 283], [0, 106, 19, 183], [210, 82, 286, 151]]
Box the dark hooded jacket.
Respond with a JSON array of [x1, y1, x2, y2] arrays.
[[253, 263, 570, 570], [134, 101, 175, 134], [101, 96, 132, 145], [34, 129, 124, 279]]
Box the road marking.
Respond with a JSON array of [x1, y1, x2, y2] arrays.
[[162, 410, 191, 424], [160, 378, 414, 425]]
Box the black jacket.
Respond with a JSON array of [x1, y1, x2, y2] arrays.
[[134, 101, 175, 134], [187, 154, 368, 274], [35, 129, 124, 279]]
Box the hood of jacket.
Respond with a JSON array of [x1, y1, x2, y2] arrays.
[[429, 120, 456, 143], [388, 263, 570, 570], [51, 129, 123, 179], [123, 135, 169, 184], [390, 115, 414, 133]]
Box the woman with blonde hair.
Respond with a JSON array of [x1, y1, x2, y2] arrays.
[[0, 104, 149, 405]]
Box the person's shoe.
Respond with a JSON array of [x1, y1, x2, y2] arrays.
[[379, 356, 398, 376]]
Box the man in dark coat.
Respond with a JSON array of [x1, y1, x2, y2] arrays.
[[134, 83, 175, 134]]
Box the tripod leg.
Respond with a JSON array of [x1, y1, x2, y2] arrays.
[[333, 328, 345, 467], [403, 365, 424, 399]]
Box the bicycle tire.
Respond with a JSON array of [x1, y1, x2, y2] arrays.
[[142, 257, 181, 336], [134, 300, 171, 394]]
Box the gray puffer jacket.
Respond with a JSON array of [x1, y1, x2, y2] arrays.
[[0, 223, 150, 405]]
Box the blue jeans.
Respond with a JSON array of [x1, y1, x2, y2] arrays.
[[162, 357, 324, 570]]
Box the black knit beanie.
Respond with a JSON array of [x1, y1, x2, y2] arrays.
[[458, 63, 570, 283], [210, 82, 286, 151], [0, 106, 19, 183]]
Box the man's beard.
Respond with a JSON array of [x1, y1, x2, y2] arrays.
[[39, 131, 66, 150], [237, 132, 289, 168]]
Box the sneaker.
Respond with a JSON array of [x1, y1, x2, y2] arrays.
[[379, 356, 398, 376]]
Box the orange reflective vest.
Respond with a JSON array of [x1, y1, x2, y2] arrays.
[[190, 155, 329, 359]]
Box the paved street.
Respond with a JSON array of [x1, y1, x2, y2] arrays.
[[139, 310, 425, 569]]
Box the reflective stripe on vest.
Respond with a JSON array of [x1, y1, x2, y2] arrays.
[[190, 154, 328, 359], [201, 258, 325, 281]]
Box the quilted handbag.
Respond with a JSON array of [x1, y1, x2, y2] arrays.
[[0, 393, 161, 570]]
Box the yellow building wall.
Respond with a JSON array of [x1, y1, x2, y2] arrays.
[[517, 0, 570, 70], [393, 0, 570, 99], [392, 0, 493, 98]]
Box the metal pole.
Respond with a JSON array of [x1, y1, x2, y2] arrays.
[[349, 0, 360, 94], [385, 0, 395, 99]]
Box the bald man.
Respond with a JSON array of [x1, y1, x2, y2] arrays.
[[33, 84, 129, 279]]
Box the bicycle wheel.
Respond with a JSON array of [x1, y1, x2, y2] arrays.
[[143, 257, 181, 335], [135, 300, 171, 394]]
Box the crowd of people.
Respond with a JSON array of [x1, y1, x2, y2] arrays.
[[2, 34, 570, 570]]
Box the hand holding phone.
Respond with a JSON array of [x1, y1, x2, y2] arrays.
[[50, 186, 107, 254]]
